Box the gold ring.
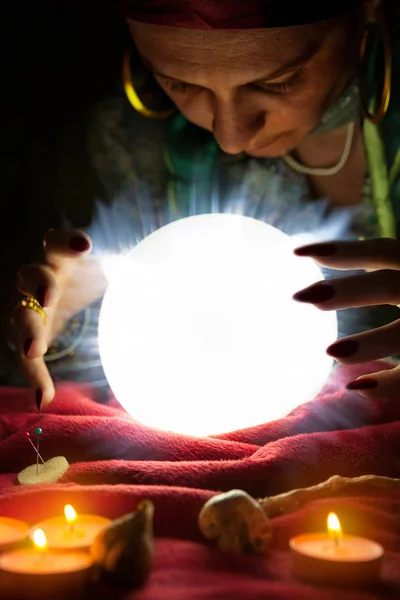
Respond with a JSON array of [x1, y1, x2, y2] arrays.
[[11, 294, 47, 325]]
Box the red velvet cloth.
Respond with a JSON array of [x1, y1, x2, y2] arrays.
[[0, 361, 399, 599], [118, 0, 362, 29]]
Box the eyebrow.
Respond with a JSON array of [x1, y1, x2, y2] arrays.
[[139, 40, 322, 85]]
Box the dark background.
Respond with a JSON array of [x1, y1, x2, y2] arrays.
[[2, 1, 129, 290]]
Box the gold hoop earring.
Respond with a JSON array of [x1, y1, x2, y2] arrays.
[[359, 9, 392, 125], [122, 50, 176, 119]]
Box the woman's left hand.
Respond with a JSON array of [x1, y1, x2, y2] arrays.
[[293, 237, 400, 398]]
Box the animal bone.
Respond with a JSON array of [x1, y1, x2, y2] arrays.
[[91, 500, 154, 589], [199, 474, 400, 555], [259, 474, 400, 517], [198, 489, 273, 555]]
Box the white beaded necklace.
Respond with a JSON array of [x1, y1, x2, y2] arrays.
[[283, 122, 355, 177]]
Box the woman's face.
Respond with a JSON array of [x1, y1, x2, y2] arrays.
[[129, 14, 361, 158]]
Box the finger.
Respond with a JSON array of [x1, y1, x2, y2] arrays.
[[13, 265, 59, 360], [11, 308, 48, 360], [17, 353, 55, 409], [293, 270, 400, 311], [294, 238, 400, 271], [44, 229, 92, 271], [326, 319, 400, 364], [17, 264, 59, 308], [345, 364, 400, 400]]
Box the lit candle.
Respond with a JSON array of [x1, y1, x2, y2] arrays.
[[0, 517, 30, 552], [327, 512, 342, 547], [0, 528, 93, 599], [290, 512, 384, 586], [31, 505, 111, 550], [33, 528, 47, 556], [64, 504, 82, 538]]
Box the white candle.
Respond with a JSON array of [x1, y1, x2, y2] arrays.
[[290, 512, 384, 586], [0, 529, 93, 599], [0, 517, 30, 552], [31, 505, 111, 550]]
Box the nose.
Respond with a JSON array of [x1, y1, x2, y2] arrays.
[[212, 99, 266, 155]]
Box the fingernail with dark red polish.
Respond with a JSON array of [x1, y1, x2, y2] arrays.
[[36, 388, 43, 411], [327, 339, 359, 359], [36, 285, 48, 307], [24, 338, 33, 357], [69, 236, 90, 252], [294, 243, 337, 257], [293, 284, 335, 304], [346, 379, 378, 391]]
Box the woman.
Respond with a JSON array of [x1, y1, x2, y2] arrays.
[[6, 0, 400, 408]]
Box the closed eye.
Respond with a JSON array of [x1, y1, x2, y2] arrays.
[[156, 67, 306, 96], [253, 68, 306, 94], [156, 76, 198, 94]]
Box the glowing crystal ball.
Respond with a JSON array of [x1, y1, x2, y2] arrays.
[[99, 214, 337, 436]]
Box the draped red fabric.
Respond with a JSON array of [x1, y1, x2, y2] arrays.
[[117, 0, 362, 29], [0, 361, 400, 598]]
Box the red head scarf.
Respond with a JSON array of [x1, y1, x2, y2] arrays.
[[118, 0, 362, 29]]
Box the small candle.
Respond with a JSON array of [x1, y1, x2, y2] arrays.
[[31, 505, 111, 550], [290, 512, 384, 586], [0, 528, 93, 599], [0, 517, 30, 552]]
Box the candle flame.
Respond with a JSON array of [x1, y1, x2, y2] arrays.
[[327, 512, 342, 537], [64, 504, 77, 524], [33, 528, 47, 550]]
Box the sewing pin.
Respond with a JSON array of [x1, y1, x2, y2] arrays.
[[24, 431, 47, 470], [34, 428, 43, 475]]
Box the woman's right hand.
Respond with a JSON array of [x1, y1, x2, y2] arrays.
[[9, 229, 106, 409]]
